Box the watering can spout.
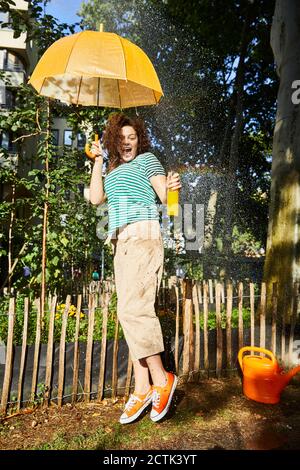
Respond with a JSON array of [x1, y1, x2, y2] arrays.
[[284, 364, 300, 385]]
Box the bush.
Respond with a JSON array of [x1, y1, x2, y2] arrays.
[[0, 292, 124, 345], [199, 307, 251, 330], [157, 306, 251, 336], [0, 294, 251, 346]]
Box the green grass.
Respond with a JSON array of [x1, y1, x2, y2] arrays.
[[32, 422, 131, 450], [34, 432, 69, 450]]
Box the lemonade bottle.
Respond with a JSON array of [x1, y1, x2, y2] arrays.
[[167, 171, 179, 217]]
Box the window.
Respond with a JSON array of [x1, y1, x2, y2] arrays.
[[0, 87, 16, 109], [64, 130, 73, 146], [77, 133, 86, 148], [51, 129, 59, 146], [0, 11, 12, 29], [0, 131, 16, 152], [0, 131, 9, 150], [0, 11, 8, 24], [5, 88, 16, 109], [4, 51, 25, 72], [0, 86, 5, 107], [0, 50, 5, 69]]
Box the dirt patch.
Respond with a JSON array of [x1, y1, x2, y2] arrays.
[[0, 376, 299, 450]]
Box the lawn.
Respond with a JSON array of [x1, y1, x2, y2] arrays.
[[0, 375, 300, 450]]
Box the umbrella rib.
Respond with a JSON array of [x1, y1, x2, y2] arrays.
[[76, 76, 82, 105], [40, 76, 47, 94], [118, 37, 127, 109], [97, 77, 100, 107], [117, 80, 122, 109], [153, 89, 157, 105], [118, 37, 127, 79], [64, 31, 84, 74]]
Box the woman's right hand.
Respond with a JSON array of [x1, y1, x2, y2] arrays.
[[91, 140, 104, 164]]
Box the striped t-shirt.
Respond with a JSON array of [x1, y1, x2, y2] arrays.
[[104, 152, 166, 237]]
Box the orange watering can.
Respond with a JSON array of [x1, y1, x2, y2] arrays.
[[238, 346, 300, 404]]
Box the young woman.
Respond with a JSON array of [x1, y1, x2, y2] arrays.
[[89, 113, 181, 424]]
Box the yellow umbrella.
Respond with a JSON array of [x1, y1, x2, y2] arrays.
[[28, 29, 178, 216], [28, 30, 163, 108]]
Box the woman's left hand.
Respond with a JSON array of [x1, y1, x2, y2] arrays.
[[167, 171, 182, 191]]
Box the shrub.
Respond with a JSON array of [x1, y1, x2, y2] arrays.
[[0, 291, 124, 345]]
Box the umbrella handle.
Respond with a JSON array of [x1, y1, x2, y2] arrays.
[[167, 171, 179, 217], [85, 133, 99, 159]]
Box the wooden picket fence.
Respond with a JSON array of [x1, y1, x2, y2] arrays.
[[0, 279, 299, 416]]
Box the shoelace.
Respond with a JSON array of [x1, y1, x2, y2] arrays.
[[125, 394, 142, 411], [152, 389, 161, 408]]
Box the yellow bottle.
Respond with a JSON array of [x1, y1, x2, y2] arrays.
[[167, 188, 179, 216]]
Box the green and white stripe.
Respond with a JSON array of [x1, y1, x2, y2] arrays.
[[104, 152, 166, 236]]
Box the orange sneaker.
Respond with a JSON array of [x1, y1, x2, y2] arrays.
[[119, 387, 153, 424], [150, 372, 178, 422]]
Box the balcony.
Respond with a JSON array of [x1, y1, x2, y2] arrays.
[[0, 30, 28, 53], [11, 0, 29, 10]]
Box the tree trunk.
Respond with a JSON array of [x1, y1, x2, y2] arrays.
[[221, 11, 251, 278], [264, 0, 300, 318], [41, 99, 51, 322], [203, 189, 218, 278], [7, 182, 16, 294]]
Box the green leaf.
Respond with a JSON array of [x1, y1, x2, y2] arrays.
[[52, 256, 60, 266], [61, 237, 69, 247]]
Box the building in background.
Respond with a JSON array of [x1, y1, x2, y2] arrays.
[[0, 1, 89, 289], [0, 0, 37, 191]]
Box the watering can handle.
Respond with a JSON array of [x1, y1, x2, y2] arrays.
[[85, 133, 99, 159], [238, 346, 276, 371]]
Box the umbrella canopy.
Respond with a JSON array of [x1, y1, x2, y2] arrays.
[[28, 31, 163, 108]]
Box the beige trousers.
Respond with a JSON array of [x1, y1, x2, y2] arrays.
[[112, 221, 164, 361]]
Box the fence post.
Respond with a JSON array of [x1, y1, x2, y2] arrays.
[[226, 281, 233, 371], [17, 296, 29, 411], [250, 282, 255, 351], [72, 294, 82, 405], [57, 295, 71, 407], [238, 282, 244, 352], [111, 314, 119, 401], [192, 281, 200, 374], [182, 279, 194, 378], [271, 283, 278, 355], [174, 284, 180, 376], [260, 282, 266, 350], [216, 283, 222, 377], [208, 279, 213, 304], [197, 281, 202, 304], [1, 297, 15, 415], [288, 282, 299, 366], [31, 297, 41, 404], [44, 294, 57, 407], [203, 280, 209, 376], [84, 293, 96, 403], [124, 356, 133, 401], [97, 287, 110, 401], [281, 290, 287, 364]]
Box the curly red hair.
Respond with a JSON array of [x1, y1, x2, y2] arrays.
[[103, 112, 150, 173]]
